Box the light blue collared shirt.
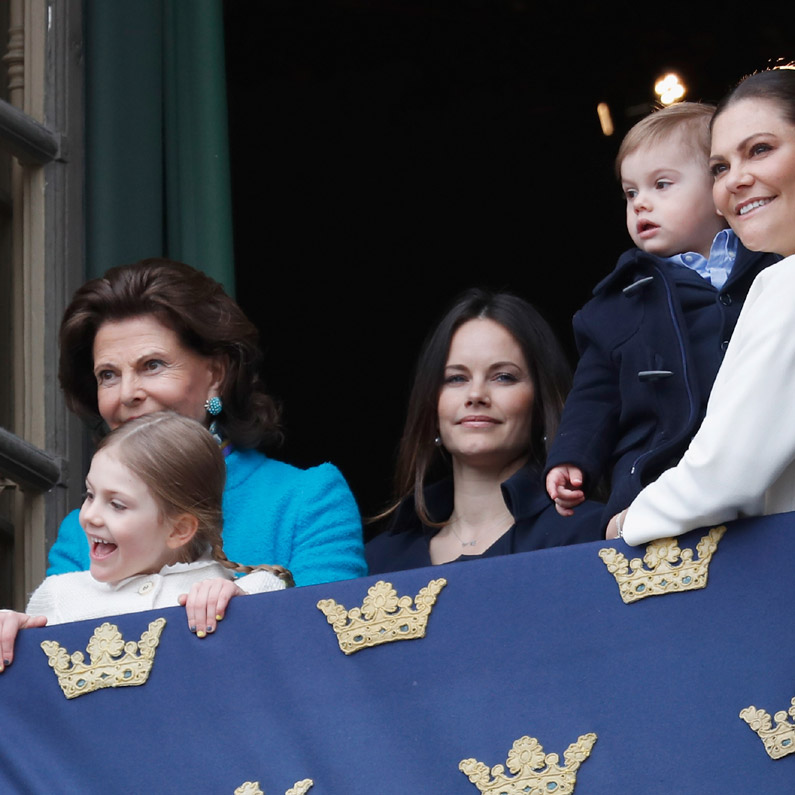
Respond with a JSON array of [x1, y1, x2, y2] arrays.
[[665, 228, 738, 290]]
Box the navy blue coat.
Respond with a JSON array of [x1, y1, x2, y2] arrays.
[[365, 466, 604, 575], [546, 243, 779, 527]]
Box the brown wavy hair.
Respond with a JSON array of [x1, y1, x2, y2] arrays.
[[59, 258, 282, 452], [385, 288, 572, 526], [97, 411, 292, 583]]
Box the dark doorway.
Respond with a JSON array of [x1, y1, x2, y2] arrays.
[[224, 1, 791, 532]]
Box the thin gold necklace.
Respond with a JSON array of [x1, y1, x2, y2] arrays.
[[450, 524, 478, 547], [448, 516, 514, 548]]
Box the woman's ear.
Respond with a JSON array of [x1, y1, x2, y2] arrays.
[[166, 513, 199, 550], [208, 355, 228, 395]]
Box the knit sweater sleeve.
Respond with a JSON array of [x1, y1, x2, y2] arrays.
[[622, 256, 795, 544], [47, 509, 90, 575], [235, 569, 289, 594], [25, 577, 59, 623], [218, 452, 367, 587], [284, 463, 366, 587]]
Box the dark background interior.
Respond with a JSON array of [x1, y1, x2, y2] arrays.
[[223, 1, 793, 533]]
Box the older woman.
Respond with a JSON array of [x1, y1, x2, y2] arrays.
[[366, 289, 603, 574], [48, 258, 366, 586], [610, 67, 795, 544]]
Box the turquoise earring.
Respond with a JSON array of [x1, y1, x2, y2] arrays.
[[204, 396, 223, 416]]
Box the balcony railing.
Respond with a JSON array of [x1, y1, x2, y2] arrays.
[[0, 426, 64, 493]]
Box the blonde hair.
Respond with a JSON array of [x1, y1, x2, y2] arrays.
[[615, 102, 716, 179], [97, 411, 293, 584]]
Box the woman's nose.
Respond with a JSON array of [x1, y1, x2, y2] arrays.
[[466, 381, 490, 405], [725, 163, 753, 193], [119, 371, 143, 405]]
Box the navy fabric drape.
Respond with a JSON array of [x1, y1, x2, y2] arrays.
[[1, 513, 793, 792]]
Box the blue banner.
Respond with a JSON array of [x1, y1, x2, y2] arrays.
[[1, 512, 794, 793]]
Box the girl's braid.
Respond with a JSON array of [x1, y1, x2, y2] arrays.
[[208, 530, 294, 586]]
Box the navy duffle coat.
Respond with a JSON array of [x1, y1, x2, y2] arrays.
[[546, 242, 779, 527]]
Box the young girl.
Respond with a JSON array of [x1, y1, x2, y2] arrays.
[[0, 411, 292, 671]]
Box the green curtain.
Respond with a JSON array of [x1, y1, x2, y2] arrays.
[[85, 0, 235, 294]]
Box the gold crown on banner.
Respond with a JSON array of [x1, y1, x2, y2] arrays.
[[316, 578, 447, 655], [598, 526, 726, 604], [40, 618, 166, 699], [740, 699, 795, 760], [234, 780, 313, 795], [459, 733, 598, 795]]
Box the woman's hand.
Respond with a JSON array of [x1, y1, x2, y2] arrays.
[[0, 610, 47, 671], [605, 510, 626, 540], [178, 579, 245, 638], [546, 465, 586, 516]]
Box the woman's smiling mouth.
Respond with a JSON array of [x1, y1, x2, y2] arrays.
[[737, 197, 774, 216], [458, 415, 500, 427]]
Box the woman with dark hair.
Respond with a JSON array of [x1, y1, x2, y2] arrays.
[[49, 258, 366, 586], [366, 288, 603, 574], [609, 67, 795, 544]]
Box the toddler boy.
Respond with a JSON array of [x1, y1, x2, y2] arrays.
[[545, 102, 779, 528]]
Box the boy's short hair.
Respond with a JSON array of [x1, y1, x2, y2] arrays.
[[615, 102, 717, 179]]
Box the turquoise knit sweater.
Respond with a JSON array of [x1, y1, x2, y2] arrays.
[[47, 449, 367, 587]]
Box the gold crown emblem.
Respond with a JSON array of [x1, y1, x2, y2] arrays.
[[459, 733, 598, 795], [234, 780, 313, 795], [740, 699, 795, 759], [40, 618, 166, 699], [317, 578, 447, 655], [598, 526, 726, 604]]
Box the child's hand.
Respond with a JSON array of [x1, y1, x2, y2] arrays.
[[0, 610, 47, 672], [178, 579, 245, 638], [546, 465, 586, 516]]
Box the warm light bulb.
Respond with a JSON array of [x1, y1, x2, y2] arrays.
[[654, 72, 686, 105], [596, 102, 614, 136]]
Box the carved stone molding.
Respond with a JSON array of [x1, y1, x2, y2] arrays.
[[4, 23, 23, 95]]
